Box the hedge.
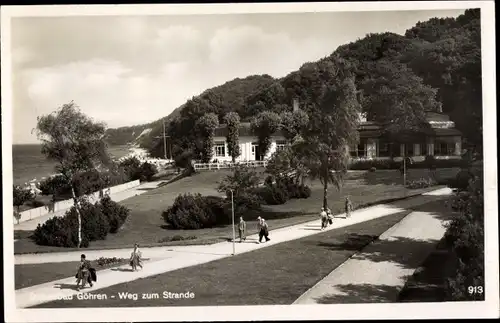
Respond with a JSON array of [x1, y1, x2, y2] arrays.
[[348, 157, 465, 171], [443, 172, 484, 301], [32, 196, 130, 248]]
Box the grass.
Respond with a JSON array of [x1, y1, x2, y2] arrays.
[[14, 168, 458, 255], [15, 258, 129, 290], [34, 210, 412, 308]]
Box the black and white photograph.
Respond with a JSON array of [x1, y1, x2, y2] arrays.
[[2, 1, 498, 322]]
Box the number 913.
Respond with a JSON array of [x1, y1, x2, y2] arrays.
[[468, 286, 484, 294]]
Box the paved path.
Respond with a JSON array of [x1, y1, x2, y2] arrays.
[[15, 189, 452, 308], [293, 189, 453, 304], [14, 181, 164, 232]]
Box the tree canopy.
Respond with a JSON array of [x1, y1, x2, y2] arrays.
[[105, 9, 481, 159]]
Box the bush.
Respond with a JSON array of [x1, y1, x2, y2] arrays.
[[120, 156, 158, 182], [32, 197, 130, 247], [158, 235, 197, 243], [448, 169, 475, 192], [162, 194, 228, 230], [13, 185, 35, 212], [29, 200, 46, 208], [96, 257, 126, 267], [443, 174, 484, 301], [39, 175, 72, 197], [405, 177, 437, 189], [348, 157, 463, 171], [65, 201, 110, 242], [369, 167, 377, 172], [259, 185, 289, 205], [99, 196, 130, 233]]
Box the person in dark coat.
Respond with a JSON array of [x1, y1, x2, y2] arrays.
[[76, 254, 92, 291]]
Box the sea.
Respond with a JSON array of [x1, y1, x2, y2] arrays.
[[11, 144, 131, 186]]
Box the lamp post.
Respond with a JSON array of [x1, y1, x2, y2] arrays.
[[230, 189, 235, 256], [222, 189, 236, 256]]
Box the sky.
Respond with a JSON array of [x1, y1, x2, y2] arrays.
[[10, 9, 465, 144]]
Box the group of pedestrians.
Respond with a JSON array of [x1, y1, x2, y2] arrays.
[[237, 216, 270, 244], [74, 243, 144, 290], [74, 197, 355, 290], [319, 197, 353, 230]]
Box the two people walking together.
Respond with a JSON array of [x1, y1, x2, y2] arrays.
[[319, 197, 354, 230], [236, 216, 270, 244]]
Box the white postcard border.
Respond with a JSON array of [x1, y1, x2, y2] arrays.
[[2, 1, 498, 321]]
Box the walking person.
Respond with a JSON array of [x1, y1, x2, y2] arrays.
[[345, 196, 353, 218], [257, 216, 270, 243], [238, 217, 247, 242], [327, 208, 333, 226], [75, 254, 92, 291], [130, 243, 143, 272], [320, 207, 328, 230]]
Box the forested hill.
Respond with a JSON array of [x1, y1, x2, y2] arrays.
[[106, 9, 481, 158], [104, 74, 277, 146]]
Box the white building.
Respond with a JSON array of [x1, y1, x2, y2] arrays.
[[210, 101, 462, 163]]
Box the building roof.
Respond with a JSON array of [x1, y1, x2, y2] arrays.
[[213, 111, 461, 138]]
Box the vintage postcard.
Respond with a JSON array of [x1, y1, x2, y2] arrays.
[[2, 1, 498, 322]]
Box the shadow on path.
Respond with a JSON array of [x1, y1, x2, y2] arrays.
[[314, 283, 401, 303], [53, 283, 78, 291]]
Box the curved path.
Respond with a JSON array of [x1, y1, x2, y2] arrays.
[[15, 188, 453, 308]]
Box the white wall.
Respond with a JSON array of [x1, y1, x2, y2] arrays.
[[211, 135, 286, 162], [14, 180, 141, 224]]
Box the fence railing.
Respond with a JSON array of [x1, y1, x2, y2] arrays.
[[194, 160, 268, 171]]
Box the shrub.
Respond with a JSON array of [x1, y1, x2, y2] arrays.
[[99, 196, 130, 233], [96, 257, 126, 267], [218, 165, 263, 214], [65, 201, 110, 242], [13, 185, 35, 212], [32, 197, 130, 247], [29, 200, 46, 208], [39, 175, 72, 197], [369, 167, 377, 172], [162, 194, 228, 230], [405, 177, 437, 189], [119, 156, 158, 182], [259, 185, 289, 205], [448, 169, 475, 192], [443, 174, 484, 301], [158, 235, 197, 243], [297, 184, 312, 198]]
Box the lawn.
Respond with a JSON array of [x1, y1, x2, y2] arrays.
[[34, 210, 413, 308], [14, 167, 459, 255], [15, 258, 129, 290]]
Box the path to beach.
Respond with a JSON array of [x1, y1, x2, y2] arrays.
[[15, 188, 453, 308], [14, 180, 165, 232]]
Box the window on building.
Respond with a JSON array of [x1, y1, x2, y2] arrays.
[[420, 142, 428, 156], [404, 144, 414, 157], [357, 139, 367, 157], [349, 144, 358, 158], [275, 140, 287, 152], [392, 143, 401, 157], [434, 140, 454, 156], [378, 140, 391, 157], [214, 141, 226, 157]]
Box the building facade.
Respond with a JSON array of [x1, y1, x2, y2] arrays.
[[210, 111, 462, 163]]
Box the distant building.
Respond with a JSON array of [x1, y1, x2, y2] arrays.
[[210, 100, 462, 163]]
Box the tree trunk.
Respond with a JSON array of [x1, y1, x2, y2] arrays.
[[71, 185, 83, 248], [323, 180, 328, 210]]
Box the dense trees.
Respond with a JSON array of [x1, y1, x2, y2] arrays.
[[104, 10, 481, 164]]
